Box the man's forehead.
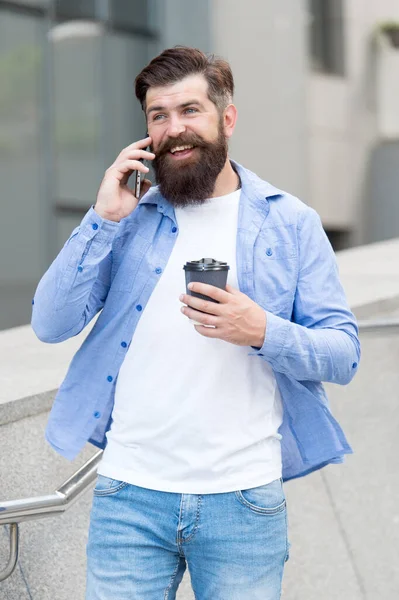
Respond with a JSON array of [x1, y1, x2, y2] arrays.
[[146, 74, 209, 111]]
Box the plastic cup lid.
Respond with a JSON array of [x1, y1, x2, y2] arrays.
[[183, 258, 230, 271]]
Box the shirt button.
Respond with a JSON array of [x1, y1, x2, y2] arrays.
[[352, 362, 358, 369], [121, 341, 127, 348], [77, 265, 83, 272], [258, 353, 264, 356], [107, 376, 113, 382], [32, 299, 34, 305], [155, 267, 162, 274], [266, 248, 273, 257], [94, 411, 101, 419], [136, 305, 142, 311], [92, 223, 99, 230], [172, 226, 177, 233]]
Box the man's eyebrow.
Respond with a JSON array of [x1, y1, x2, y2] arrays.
[[146, 105, 164, 116], [146, 100, 204, 116], [179, 101, 204, 109]]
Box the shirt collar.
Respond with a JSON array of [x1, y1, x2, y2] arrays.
[[137, 184, 175, 221], [231, 159, 283, 204]]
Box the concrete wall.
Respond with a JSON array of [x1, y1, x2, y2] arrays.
[[211, 0, 310, 200], [162, 0, 399, 244], [308, 0, 399, 243], [157, 0, 399, 246], [367, 142, 399, 243]]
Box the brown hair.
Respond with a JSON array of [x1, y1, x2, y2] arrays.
[[135, 46, 234, 113]]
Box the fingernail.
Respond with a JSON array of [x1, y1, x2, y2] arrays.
[[179, 294, 184, 301], [188, 283, 194, 290]]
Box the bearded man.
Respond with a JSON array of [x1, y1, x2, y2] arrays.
[[32, 46, 360, 600]]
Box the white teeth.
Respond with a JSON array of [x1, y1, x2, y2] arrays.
[[170, 145, 194, 154]]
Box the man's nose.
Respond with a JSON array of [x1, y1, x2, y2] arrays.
[[166, 116, 186, 138]]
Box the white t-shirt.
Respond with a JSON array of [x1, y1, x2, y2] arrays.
[[98, 189, 284, 493]]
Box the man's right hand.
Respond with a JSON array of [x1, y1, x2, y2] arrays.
[[94, 137, 155, 223]]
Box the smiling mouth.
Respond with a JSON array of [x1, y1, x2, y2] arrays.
[[168, 145, 196, 158]]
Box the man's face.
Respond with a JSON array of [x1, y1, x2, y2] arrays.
[[145, 74, 229, 207]]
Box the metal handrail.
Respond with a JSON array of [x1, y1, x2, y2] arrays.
[[0, 449, 102, 582], [0, 524, 19, 583]]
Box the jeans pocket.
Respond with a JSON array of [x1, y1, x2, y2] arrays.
[[93, 474, 129, 496], [235, 478, 286, 515]]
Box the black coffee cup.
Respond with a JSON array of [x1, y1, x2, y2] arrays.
[[183, 258, 230, 307]]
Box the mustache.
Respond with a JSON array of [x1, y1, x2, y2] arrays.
[[154, 133, 208, 156]]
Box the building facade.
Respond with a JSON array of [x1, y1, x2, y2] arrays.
[[1, 0, 398, 330]]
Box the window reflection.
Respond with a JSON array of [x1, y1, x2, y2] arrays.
[[51, 26, 103, 208], [54, 0, 96, 21], [0, 11, 43, 328], [0, 0, 160, 328], [309, 0, 345, 76], [5, 1, 49, 6], [102, 33, 150, 164], [110, 0, 153, 32]]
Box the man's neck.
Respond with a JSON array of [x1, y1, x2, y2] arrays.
[[211, 158, 240, 198]]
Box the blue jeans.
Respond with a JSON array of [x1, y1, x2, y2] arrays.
[[86, 475, 289, 599]]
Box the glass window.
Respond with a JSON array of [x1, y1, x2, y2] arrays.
[[51, 26, 103, 209], [56, 210, 85, 251], [53, 32, 151, 250], [0, 10, 44, 328], [110, 0, 157, 33], [101, 32, 150, 165], [4, 1, 49, 6], [55, 0, 96, 21], [309, 0, 345, 76]]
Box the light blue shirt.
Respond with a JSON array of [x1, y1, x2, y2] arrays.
[[31, 161, 360, 481]]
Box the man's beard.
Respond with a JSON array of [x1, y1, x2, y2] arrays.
[[151, 122, 228, 207]]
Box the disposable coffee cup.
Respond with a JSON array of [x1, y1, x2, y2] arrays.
[[183, 258, 230, 326]]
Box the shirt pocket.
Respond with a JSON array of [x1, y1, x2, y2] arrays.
[[253, 230, 298, 314], [111, 233, 151, 292]]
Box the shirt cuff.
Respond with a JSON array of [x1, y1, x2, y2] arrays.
[[79, 205, 121, 241], [248, 311, 291, 360]]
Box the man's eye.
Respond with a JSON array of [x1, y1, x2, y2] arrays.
[[153, 114, 165, 121], [184, 108, 198, 114]]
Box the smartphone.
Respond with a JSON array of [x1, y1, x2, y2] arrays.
[[134, 133, 150, 199], [134, 164, 145, 199]]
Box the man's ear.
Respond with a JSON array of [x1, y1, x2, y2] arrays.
[[223, 104, 237, 139]]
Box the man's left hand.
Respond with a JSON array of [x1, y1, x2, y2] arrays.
[[179, 282, 266, 347]]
